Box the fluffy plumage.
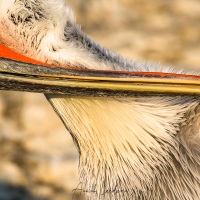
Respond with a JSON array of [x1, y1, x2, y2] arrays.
[[0, 0, 186, 72], [0, 0, 200, 199], [48, 96, 200, 200]]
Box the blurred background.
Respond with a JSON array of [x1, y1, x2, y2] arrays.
[[1, 0, 200, 199]]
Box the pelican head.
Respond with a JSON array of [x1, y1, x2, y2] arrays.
[[0, 0, 75, 66], [0, 1, 200, 200]]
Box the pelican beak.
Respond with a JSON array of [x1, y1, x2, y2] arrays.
[[0, 44, 200, 97]]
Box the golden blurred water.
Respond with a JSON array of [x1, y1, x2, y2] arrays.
[[0, 1, 200, 199]]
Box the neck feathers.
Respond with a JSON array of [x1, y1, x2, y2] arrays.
[[0, 0, 185, 73], [47, 95, 200, 199]]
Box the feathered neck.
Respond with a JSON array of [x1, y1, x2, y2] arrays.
[[47, 95, 200, 199], [0, 0, 182, 73]]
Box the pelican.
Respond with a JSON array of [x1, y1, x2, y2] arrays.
[[0, 0, 200, 199]]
